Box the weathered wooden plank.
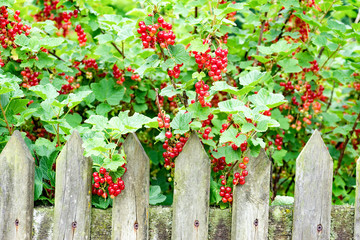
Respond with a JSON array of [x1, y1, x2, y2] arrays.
[[292, 130, 333, 240], [231, 148, 271, 240], [172, 132, 211, 240], [355, 157, 360, 240], [53, 130, 92, 240], [32, 205, 355, 240], [112, 133, 150, 240], [0, 130, 34, 240]]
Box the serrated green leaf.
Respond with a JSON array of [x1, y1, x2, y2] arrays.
[[248, 88, 286, 108]]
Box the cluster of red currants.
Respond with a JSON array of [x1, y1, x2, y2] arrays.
[[33, 0, 79, 37], [234, 157, 249, 185], [162, 136, 188, 168], [137, 16, 176, 49], [219, 185, 233, 203], [0, 8, 31, 49], [113, 64, 125, 84], [231, 140, 248, 152], [83, 58, 98, 70], [92, 167, 125, 199], [269, 134, 283, 150], [201, 113, 214, 128], [157, 112, 170, 129], [167, 63, 183, 79], [303, 60, 319, 73], [59, 75, 79, 94], [192, 46, 228, 81], [20, 68, 41, 88], [211, 156, 228, 172], [200, 127, 212, 140], [193, 80, 211, 107], [75, 24, 87, 47], [26, 127, 53, 142]]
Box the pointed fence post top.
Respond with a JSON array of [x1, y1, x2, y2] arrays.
[[178, 131, 207, 159], [123, 132, 150, 161], [2, 130, 32, 159], [66, 130, 82, 146], [297, 129, 333, 163]]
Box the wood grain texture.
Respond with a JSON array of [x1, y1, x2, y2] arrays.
[[231, 148, 271, 240], [0, 130, 34, 240], [355, 157, 360, 240], [172, 132, 211, 240], [53, 131, 92, 240], [292, 130, 333, 240], [112, 133, 150, 240]]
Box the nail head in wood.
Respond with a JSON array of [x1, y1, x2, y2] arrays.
[[134, 222, 139, 230], [15, 219, 19, 226], [254, 219, 258, 227], [194, 220, 199, 228], [72, 221, 77, 228], [317, 224, 322, 232]]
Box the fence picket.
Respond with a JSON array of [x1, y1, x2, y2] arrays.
[[355, 157, 360, 240], [112, 133, 150, 240], [231, 148, 271, 240], [292, 130, 333, 240], [172, 132, 211, 240], [53, 130, 92, 240], [0, 130, 34, 240]]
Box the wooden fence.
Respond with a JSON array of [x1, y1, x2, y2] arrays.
[[0, 129, 359, 240]]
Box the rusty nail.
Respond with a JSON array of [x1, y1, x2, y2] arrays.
[[317, 224, 322, 232], [72, 221, 77, 228], [194, 220, 200, 227], [254, 219, 258, 226], [15, 219, 19, 226], [134, 222, 139, 230]]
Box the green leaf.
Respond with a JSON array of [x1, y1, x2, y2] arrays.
[[168, 44, 191, 64], [96, 103, 112, 116], [90, 79, 124, 106], [218, 99, 245, 113], [149, 185, 166, 205], [34, 138, 56, 158], [95, 34, 113, 44], [278, 59, 302, 73], [241, 123, 254, 133], [136, 54, 160, 77], [220, 127, 246, 146], [212, 146, 240, 164], [34, 167, 43, 201], [211, 81, 253, 96], [248, 88, 286, 108], [159, 85, 182, 97], [170, 110, 192, 134], [85, 115, 109, 130], [189, 39, 208, 53], [30, 84, 59, 100], [187, 102, 211, 121], [239, 70, 268, 86], [272, 149, 287, 166]]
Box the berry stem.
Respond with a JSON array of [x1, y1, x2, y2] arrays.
[[155, 88, 166, 128]]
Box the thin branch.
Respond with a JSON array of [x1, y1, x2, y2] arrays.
[[49, 50, 65, 61], [0, 100, 12, 134], [253, 12, 268, 66], [319, 44, 341, 70], [317, 46, 325, 59], [335, 112, 360, 174], [356, 8, 360, 24], [325, 80, 335, 112], [110, 41, 126, 59]]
